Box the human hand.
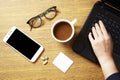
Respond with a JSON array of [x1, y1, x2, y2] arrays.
[[88, 20, 113, 60], [88, 20, 118, 79]]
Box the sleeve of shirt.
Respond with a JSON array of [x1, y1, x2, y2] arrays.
[[106, 72, 120, 80]]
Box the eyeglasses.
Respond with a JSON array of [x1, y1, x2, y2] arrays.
[[27, 6, 58, 31]]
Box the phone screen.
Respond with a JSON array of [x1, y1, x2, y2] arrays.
[[6, 29, 40, 60]]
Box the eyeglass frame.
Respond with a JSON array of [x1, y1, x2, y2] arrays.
[[27, 6, 58, 31]]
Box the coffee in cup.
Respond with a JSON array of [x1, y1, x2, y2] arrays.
[[51, 19, 77, 43]]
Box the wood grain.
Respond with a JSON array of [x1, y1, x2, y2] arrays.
[[0, 0, 104, 80]]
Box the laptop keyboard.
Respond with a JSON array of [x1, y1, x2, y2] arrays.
[[89, 12, 120, 56]]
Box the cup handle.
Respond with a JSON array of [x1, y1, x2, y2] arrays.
[[71, 18, 77, 25]]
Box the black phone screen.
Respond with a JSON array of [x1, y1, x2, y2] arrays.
[[7, 29, 40, 59]]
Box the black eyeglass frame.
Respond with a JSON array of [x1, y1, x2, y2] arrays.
[[27, 6, 57, 30]]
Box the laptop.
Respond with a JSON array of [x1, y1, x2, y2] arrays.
[[72, 0, 120, 70]]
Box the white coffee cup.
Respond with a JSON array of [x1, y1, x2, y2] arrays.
[[51, 19, 77, 43]]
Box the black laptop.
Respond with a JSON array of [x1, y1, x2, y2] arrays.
[[72, 0, 120, 70]]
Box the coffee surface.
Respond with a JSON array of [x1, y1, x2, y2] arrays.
[[53, 22, 72, 40]]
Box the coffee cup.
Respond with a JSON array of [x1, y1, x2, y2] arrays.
[[51, 19, 77, 43]]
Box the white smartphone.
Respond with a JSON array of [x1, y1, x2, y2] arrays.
[[3, 26, 44, 62]]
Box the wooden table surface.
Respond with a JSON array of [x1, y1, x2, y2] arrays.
[[0, 0, 104, 80]]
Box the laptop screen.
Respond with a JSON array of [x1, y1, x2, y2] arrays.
[[103, 0, 120, 10]]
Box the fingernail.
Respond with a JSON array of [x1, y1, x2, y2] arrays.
[[99, 20, 102, 23], [92, 27, 95, 30], [95, 23, 97, 26]]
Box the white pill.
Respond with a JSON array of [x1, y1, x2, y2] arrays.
[[43, 60, 48, 65], [44, 56, 49, 60], [40, 57, 45, 61]]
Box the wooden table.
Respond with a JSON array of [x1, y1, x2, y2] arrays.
[[0, 0, 104, 80]]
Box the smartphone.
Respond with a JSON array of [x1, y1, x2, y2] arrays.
[[3, 26, 44, 62]]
